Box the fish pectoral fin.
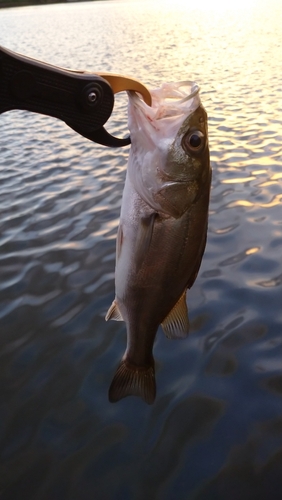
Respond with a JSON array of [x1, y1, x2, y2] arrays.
[[135, 212, 157, 268], [161, 290, 190, 339], [108, 359, 156, 405], [105, 300, 124, 321]]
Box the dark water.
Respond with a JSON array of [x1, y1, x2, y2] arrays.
[[0, 0, 282, 498]]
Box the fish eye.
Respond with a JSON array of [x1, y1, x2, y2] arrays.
[[182, 130, 205, 152], [189, 132, 203, 148]]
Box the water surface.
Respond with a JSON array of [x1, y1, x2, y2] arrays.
[[0, 1, 282, 499]]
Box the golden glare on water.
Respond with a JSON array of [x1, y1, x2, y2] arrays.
[[157, 0, 258, 9], [245, 247, 260, 255], [222, 177, 256, 184]]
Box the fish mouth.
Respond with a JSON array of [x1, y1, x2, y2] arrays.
[[128, 81, 200, 120], [128, 80, 199, 105]]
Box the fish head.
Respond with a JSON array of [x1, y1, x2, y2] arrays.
[[166, 104, 209, 182], [154, 104, 210, 216], [127, 82, 211, 218]]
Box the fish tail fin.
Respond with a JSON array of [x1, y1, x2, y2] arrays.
[[108, 359, 156, 405]]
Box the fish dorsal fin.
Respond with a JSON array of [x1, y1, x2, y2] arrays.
[[105, 300, 124, 321], [109, 360, 156, 404], [161, 290, 189, 339]]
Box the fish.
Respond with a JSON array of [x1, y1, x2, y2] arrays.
[[106, 81, 211, 404]]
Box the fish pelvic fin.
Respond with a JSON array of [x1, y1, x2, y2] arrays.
[[108, 359, 156, 405], [105, 300, 123, 321], [161, 290, 189, 339]]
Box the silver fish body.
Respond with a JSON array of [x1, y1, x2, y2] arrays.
[[106, 83, 211, 404]]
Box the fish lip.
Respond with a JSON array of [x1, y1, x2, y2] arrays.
[[174, 81, 200, 103]]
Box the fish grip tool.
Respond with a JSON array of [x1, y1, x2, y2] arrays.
[[0, 46, 151, 147]]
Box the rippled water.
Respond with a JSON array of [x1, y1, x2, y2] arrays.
[[0, 0, 282, 498]]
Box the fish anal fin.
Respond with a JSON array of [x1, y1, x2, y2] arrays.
[[108, 360, 156, 405], [105, 300, 123, 322], [161, 290, 189, 339]]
